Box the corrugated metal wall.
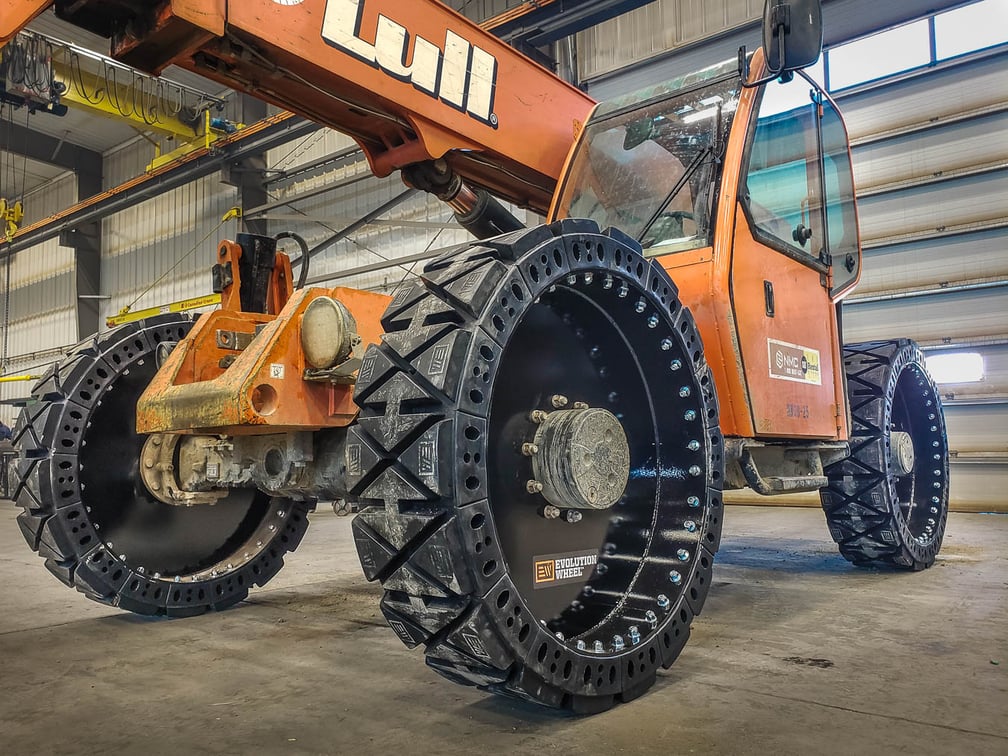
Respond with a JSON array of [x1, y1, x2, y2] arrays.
[[100, 138, 239, 323], [0, 172, 77, 425], [263, 128, 523, 294]]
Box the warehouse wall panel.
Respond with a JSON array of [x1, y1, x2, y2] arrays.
[[858, 229, 1008, 294], [843, 287, 1008, 345]]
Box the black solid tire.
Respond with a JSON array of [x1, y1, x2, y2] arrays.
[[820, 339, 949, 570], [349, 221, 723, 712], [11, 314, 310, 616]]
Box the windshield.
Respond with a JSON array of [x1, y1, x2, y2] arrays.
[[555, 75, 741, 253]]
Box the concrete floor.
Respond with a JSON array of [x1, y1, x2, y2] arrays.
[[0, 503, 1005, 755]]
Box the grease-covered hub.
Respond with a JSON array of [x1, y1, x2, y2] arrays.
[[529, 405, 630, 511], [890, 430, 915, 477]]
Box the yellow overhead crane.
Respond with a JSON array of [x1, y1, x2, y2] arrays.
[[1, 29, 236, 171]]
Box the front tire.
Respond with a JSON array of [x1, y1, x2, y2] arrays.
[[349, 221, 724, 712], [820, 340, 949, 569]]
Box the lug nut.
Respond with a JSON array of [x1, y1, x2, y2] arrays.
[[572, 401, 589, 410], [550, 394, 569, 409], [657, 594, 670, 609], [670, 570, 682, 585], [613, 635, 625, 651], [629, 626, 641, 644], [576, 640, 586, 651], [563, 510, 583, 524], [530, 409, 549, 424], [542, 504, 561, 519], [594, 640, 605, 653], [645, 610, 658, 628], [521, 442, 539, 456], [526, 480, 544, 494]]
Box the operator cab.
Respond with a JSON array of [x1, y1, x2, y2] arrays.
[[553, 61, 859, 297]]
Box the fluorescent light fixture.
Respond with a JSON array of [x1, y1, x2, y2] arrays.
[[925, 352, 984, 384]]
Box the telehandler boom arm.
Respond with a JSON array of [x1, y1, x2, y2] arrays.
[[1, 0, 596, 214]]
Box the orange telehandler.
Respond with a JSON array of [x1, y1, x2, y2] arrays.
[[2, 0, 948, 712]]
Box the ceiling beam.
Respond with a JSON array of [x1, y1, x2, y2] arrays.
[[486, 0, 656, 48], [0, 119, 101, 175]]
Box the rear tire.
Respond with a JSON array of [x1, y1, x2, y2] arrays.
[[349, 221, 724, 712], [11, 314, 310, 615], [820, 340, 949, 569]]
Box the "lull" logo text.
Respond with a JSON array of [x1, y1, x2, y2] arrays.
[[321, 0, 499, 127]]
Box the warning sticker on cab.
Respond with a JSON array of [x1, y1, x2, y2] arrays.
[[768, 339, 821, 385], [533, 549, 598, 589]]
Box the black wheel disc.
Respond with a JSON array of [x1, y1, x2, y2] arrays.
[[11, 314, 310, 615], [350, 221, 724, 712]]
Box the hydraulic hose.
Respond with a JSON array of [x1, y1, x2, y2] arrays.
[[275, 231, 310, 289]]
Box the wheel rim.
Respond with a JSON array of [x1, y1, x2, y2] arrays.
[[890, 362, 947, 544], [483, 251, 719, 653], [80, 357, 273, 578]]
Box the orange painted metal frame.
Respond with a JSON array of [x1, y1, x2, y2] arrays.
[[136, 238, 390, 435], [0, 0, 51, 46]]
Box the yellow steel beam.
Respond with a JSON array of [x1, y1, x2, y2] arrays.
[[0, 374, 40, 383], [106, 293, 221, 328], [52, 58, 203, 141]]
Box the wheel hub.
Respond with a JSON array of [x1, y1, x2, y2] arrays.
[[891, 430, 915, 476], [528, 403, 630, 511]]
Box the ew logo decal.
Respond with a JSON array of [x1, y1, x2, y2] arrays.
[[322, 0, 499, 127]]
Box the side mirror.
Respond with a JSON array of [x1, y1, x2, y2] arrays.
[[763, 0, 823, 75]]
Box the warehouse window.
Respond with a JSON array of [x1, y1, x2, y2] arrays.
[[826, 20, 931, 90], [925, 352, 985, 384], [824, 1, 1008, 92], [934, 0, 1008, 60]]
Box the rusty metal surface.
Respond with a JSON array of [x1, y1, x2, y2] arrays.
[[136, 285, 389, 434]]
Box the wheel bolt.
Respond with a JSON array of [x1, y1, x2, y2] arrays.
[[542, 504, 561, 519], [684, 520, 697, 532], [613, 635, 625, 651], [645, 610, 658, 628], [527, 479, 544, 494], [661, 339, 673, 351], [679, 386, 691, 397], [618, 283, 628, 298], [684, 410, 697, 421], [584, 272, 593, 284], [521, 442, 539, 456], [577, 640, 586, 650], [657, 594, 670, 609], [550, 394, 569, 409], [647, 315, 659, 328], [670, 359, 682, 371], [689, 465, 701, 477], [530, 409, 549, 424], [670, 570, 682, 584], [567, 274, 577, 285], [688, 440, 700, 451], [603, 274, 613, 290], [677, 548, 690, 561], [564, 510, 583, 524], [930, 506, 938, 514], [555, 631, 565, 641], [688, 496, 700, 508], [594, 640, 605, 653], [629, 626, 641, 644], [635, 299, 645, 313]]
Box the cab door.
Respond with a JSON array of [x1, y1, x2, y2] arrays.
[[729, 74, 857, 439]]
